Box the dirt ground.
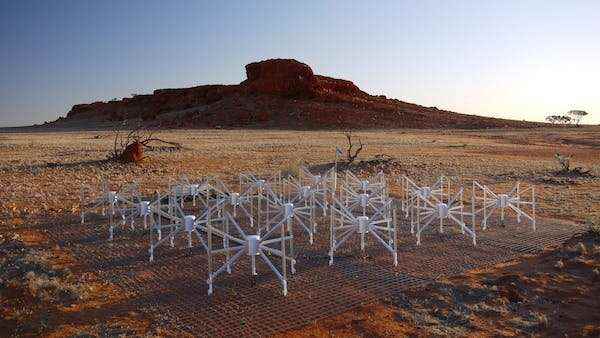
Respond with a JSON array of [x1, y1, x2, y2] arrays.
[[280, 231, 600, 337], [1, 127, 599, 336]]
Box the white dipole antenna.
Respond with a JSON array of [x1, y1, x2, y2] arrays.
[[400, 175, 445, 233], [297, 165, 334, 216], [413, 186, 476, 246], [206, 210, 295, 296], [147, 183, 220, 262], [79, 179, 114, 229], [329, 197, 397, 266], [473, 181, 536, 231]]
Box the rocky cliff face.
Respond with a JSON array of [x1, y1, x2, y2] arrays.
[[62, 59, 541, 129], [242, 59, 317, 97]]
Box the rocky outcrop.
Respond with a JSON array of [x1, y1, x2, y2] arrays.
[[66, 84, 240, 121], [242, 59, 317, 97], [61, 59, 543, 129]]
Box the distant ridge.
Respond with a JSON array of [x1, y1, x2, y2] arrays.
[[54, 59, 543, 129]]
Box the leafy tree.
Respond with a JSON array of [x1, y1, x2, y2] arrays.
[[567, 110, 588, 127], [546, 114, 571, 125], [560, 115, 572, 124], [545, 115, 560, 124]]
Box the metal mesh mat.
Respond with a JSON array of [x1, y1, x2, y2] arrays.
[[38, 213, 585, 337]]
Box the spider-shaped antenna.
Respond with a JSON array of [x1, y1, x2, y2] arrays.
[[413, 186, 476, 246], [147, 186, 224, 262], [329, 196, 398, 266], [205, 209, 295, 296], [399, 175, 451, 234], [80, 180, 147, 240], [472, 181, 536, 231]]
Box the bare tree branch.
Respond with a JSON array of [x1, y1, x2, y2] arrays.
[[109, 119, 181, 163], [141, 138, 182, 149], [345, 131, 364, 164]]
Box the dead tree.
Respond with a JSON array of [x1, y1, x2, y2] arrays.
[[344, 132, 364, 164], [111, 120, 182, 163]]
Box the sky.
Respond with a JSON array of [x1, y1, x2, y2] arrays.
[[1, 1, 599, 127]]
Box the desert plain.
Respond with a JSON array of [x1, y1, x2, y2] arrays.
[[1, 126, 599, 336]]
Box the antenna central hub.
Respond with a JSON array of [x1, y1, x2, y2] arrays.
[[108, 191, 117, 204], [140, 201, 150, 216], [230, 192, 240, 206], [496, 194, 509, 208], [437, 203, 449, 218], [301, 186, 311, 198], [246, 235, 261, 256], [184, 215, 196, 232], [284, 203, 295, 219], [357, 216, 370, 234], [360, 194, 370, 208]]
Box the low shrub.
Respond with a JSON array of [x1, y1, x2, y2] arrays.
[[280, 161, 303, 179], [586, 214, 600, 236]]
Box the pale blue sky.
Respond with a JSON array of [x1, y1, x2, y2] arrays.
[[1, 1, 599, 127]]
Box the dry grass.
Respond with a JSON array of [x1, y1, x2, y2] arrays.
[[0, 230, 147, 336], [0, 235, 87, 305], [0, 126, 599, 336], [0, 235, 90, 335], [1, 127, 598, 227]]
